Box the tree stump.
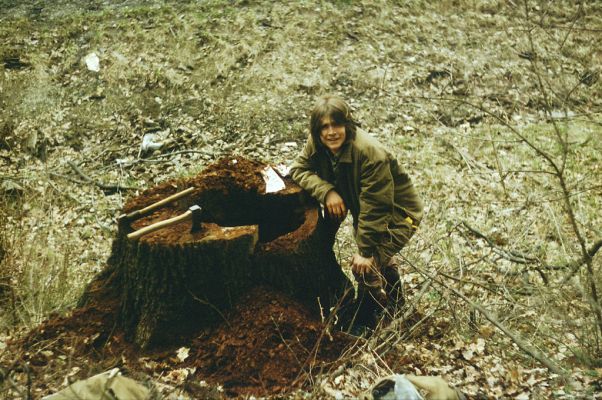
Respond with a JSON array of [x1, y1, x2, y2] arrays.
[[103, 157, 350, 348]]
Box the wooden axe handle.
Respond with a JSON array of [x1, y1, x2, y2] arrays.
[[128, 209, 192, 240], [120, 187, 195, 222]]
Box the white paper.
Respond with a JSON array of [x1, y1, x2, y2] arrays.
[[261, 166, 286, 193], [84, 52, 100, 72], [176, 347, 190, 362], [274, 163, 290, 177]]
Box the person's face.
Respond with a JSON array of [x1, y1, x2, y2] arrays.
[[319, 115, 346, 154]]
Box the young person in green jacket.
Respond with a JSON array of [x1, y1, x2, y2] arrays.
[[290, 94, 424, 330]]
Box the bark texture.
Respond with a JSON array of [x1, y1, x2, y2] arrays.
[[92, 157, 349, 348]]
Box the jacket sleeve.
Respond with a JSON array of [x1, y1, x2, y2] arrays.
[[355, 154, 395, 256], [289, 136, 335, 204]]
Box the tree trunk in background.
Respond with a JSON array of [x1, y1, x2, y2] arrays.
[[85, 157, 350, 349]]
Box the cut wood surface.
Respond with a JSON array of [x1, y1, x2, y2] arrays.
[[98, 157, 350, 348]]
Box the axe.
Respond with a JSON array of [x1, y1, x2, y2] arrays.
[[118, 187, 195, 223], [127, 205, 203, 240]]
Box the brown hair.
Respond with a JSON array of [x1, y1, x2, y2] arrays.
[[310, 94, 358, 145]]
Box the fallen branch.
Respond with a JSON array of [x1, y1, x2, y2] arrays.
[[461, 222, 602, 278], [561, 239, 602, 284], [48, 172, 87, 186], [461, 221, 539, 264], [117, 150, 208, 167], [67, 161, 138, 193], [413, 265, 568, 379]]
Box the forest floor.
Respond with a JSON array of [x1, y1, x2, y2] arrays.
[[1, 0, 601, 398]]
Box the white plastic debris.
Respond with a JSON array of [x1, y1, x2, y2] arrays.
[[84, 52, 100, 72], [365, 374, 423, 400], [141, 133, 163, 153], [176, 346, 190, 362], [115, 158, 132, 166], [261, 166, 286, 193]]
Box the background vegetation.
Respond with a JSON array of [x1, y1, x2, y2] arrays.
[[1, 0, 601, 398]]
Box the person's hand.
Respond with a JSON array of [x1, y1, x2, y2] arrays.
[[324, 190, 347, 222], [351, 253, 376, 276]]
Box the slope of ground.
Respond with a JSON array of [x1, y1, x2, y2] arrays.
[[1, 0, 601, 398]]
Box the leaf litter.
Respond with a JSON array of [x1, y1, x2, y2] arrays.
[[1, 0, 601, 398]]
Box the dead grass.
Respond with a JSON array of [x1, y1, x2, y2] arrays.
[[1, 0, 601, 397]]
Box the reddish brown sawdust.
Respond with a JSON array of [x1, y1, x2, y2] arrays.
[[6, 157, 349, 397], [259, 207, 317, 253], [188, 286, 355, 397], [123, 156, 303, 246], [122, 157, 266, 215], [10, 283, 354, 398]]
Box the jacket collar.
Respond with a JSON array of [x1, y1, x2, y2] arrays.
[[337, 140, 353, 163], [311, 138, 353, 163]]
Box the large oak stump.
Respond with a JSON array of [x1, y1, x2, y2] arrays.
[[107, 157, 350, 348]]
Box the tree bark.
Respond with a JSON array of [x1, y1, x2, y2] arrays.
[[87, 157, 350, 348]]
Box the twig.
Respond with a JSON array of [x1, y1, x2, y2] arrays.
[[373, 276, 435, 355], [419, 267, 568, 379], [48, 172, 87, 186], [561, 240, 602, 283], [270, 316, 303, 367], [462, 221, 602, 278], [290, 286, 357, 388], [558, 2, 583, 52], [67, 161, 138, 192], [187, 291, 232, 329], [114, 150, 208, 167], [488, 128, 508, 197], [521, 0, 602, 340], [461, 221, 538, 264]]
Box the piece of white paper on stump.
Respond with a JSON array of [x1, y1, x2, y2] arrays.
[[261, 166, 286, 193]]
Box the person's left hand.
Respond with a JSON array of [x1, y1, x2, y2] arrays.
[[351, 253, 376, 276]]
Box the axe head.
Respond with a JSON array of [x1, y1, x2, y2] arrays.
[[189, 205, 203, 233]]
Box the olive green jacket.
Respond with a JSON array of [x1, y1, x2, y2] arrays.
[[290, 130, 424, 256]]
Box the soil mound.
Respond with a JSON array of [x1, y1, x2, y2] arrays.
[[190, 286, 353, 397], [12, 285, 354, 398]]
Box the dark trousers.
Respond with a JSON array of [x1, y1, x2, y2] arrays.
[[324, 216, 409, 330]]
